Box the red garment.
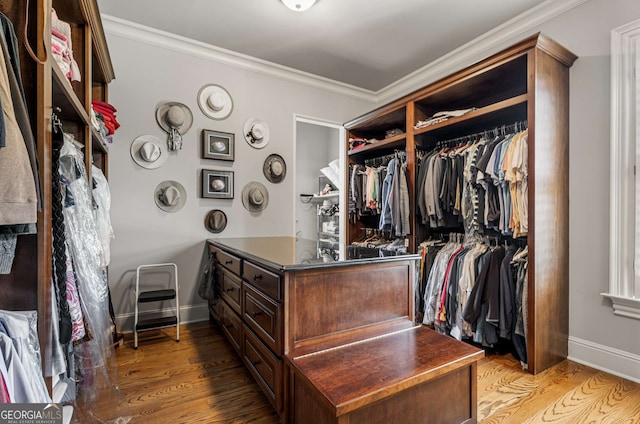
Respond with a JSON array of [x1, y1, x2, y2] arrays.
[[91, 105, 121, 133], [91, 100, 117, 113], [437, 245, 464, 322]]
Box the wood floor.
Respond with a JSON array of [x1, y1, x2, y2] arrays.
[[94, 321, 640, 423]]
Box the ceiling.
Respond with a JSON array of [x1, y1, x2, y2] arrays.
[[97, 0, 548, 92]]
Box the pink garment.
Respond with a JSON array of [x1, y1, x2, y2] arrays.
[[0, 372, 10, 403], [51, 8, 81, 82], [51, 27, 67, 42], [65, 250, 86, 342]]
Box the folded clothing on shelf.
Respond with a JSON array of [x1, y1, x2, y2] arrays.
[[51, 9, 81, 82], [91, 100, 120, 136]]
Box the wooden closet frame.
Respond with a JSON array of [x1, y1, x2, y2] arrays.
[[0, 0, 114, 388], [344, 33, 577, 374]]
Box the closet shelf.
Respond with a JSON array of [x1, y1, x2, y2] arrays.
[[414, 94, 528, 138], [91, 127, 109, 153], [308, 192, 340, 203], [54, 0, 114, 83], [52, 63, 90, 125], [348, 133, 406, 158]]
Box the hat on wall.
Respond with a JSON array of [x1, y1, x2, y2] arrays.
[[130, 135, 168, 169], [243, 118, 270, 149], [204, 209, 227, 233], [197, 84, 233, 120], [154, 180, 187, 213], [241, 181, 269, 212], [263, 154, 286, 183], [156, 101, 194, 150]]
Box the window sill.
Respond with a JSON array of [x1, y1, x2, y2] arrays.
[[601, 293, 640, 320]]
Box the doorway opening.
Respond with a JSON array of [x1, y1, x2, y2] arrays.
[[293, 115, 345, 259]]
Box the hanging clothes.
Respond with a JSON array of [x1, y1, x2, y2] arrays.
[[417, 127, 529, 239], [92, 165, 114, 267], [0, 310, 51, 403], [0, 12, 42, 274], [350, 152, 410, 239]]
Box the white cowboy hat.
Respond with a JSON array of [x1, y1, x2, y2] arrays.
[[263, 154, 286, 183], [130, 135, 168, 169], [204, 209, 227, 233], [241, 181, 269, 212], [197, 84, 233, 120], [243, 118, 270, 149], [154, 180, 187, 213]]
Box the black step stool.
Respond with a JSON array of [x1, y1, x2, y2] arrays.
[[134, 263, 180, 348]]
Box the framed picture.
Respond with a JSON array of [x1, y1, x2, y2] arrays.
[[201, 169, 234, 199], [202, 129, 234, 161]]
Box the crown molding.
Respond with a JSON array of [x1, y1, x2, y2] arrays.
[[101, 15, 377, 103], [375, 0, 591, 104], [103, 0, 589, 106]]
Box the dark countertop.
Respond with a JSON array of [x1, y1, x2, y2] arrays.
[[207, 236, 420, 271]]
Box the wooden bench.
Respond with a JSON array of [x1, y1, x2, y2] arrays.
[[286, 326, 483, 424]]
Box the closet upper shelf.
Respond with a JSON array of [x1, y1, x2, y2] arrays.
[[345, 107, 406, 138], [52, 64, 110, 154], [52, 63, 89, 124], [348, 133, 406, 158], [414, 94, 528, 141], [53, 0, 114, 84]]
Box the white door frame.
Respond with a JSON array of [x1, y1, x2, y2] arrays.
[[291, 114, 346, 256]]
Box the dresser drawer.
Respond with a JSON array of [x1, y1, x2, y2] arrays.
[[208, 295, 222, 322], [243, 283, 282, 354], [217, 249, 242, 276], [220, 269, 242, 315], [220, 301, 242, 355], [243, 324, 282, 412], [243, 260, 281, 300]]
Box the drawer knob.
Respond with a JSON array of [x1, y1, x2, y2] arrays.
[[251, 359, 261, 366], [251, 311, 262, 318], [225, 260, 233, 265], [224, 323, 234, 329], [253, 274, 263, 281], [225, 287, 234, 292]]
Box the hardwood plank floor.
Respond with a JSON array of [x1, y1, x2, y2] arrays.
[[85, 321, 640, 423]]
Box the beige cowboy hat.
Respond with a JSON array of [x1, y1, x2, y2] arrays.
[[197, 84, 233, 120], [263, 154, 286, 183], [156, 101, 193, 135], [204, 209, 227, 233], [154, 180, 187, 213], [130, 135, 168, 169], [243, 118, 270, 149], [241, 181, 269, 212]]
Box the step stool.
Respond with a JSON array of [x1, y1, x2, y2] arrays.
[[134, 263, 180, 349]]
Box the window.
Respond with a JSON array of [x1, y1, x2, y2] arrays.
[[604, 18, 640, 320]]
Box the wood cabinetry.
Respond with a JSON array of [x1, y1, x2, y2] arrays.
[[0, 0, 113, 383], [207, 237, 424, 422], [208, 242, 285, 414], [344, 33, 576, 374]]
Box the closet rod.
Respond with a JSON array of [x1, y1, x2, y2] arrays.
[[363, 149, 405, 167], [426, 119, 529, 149]]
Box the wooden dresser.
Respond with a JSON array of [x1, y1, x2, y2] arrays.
[[207, 237, 483, 423]]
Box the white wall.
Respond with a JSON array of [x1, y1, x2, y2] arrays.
[[104, 26, 374, 329], [538, 0, 640, 379], [295, 123, 339, 240]]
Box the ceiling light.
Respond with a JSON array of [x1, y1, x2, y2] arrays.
[[282, 0, 316, 12]]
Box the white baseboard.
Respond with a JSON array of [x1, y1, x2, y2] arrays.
[[568, 336, 640, 384], [115, 303, 210, 333]]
